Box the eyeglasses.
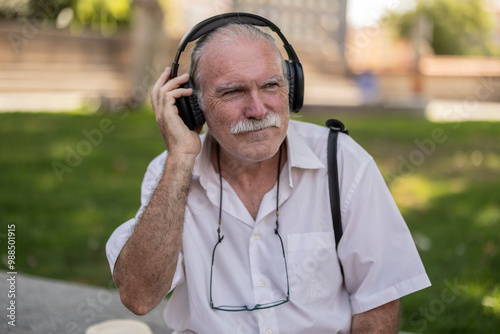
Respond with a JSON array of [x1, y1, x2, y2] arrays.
[[209, 143, 289, 312], [209, 225, 290, 312]]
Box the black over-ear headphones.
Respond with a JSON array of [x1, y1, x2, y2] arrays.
[[170, 12, 305, 130]]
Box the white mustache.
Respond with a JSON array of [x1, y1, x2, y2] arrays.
[[230, 112, 282, 135]]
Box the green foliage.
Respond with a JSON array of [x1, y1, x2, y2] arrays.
[[72, 0, 131, 34], [0, 110, 499, 332], [0, 0, 67, 19], [384, 0, 499, 56], [0, 0, 131, 34]]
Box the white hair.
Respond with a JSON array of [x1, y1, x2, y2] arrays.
[[189, 23, 289, 111]]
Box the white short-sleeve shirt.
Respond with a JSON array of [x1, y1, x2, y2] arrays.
[[106, 120, 431, 333]]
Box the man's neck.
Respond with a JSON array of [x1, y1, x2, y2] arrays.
[[210, 139, 287, 220]]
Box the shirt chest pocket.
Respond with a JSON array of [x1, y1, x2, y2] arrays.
[[286, 232, 341, 306]]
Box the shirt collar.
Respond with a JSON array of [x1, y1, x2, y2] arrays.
[[285, 120, 325, 170], [192, 133, 216, 188]]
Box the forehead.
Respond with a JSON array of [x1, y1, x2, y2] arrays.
[[200, 38, 284, 85]]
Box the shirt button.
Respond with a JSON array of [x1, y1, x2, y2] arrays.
[[258, 280, 265, 287], [266, 329, 273, 334], [252, 233, 261, 239]]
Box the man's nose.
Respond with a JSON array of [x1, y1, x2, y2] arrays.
[[243, 91, 266, 119]]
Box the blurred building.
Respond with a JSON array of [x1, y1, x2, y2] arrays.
[[163, 0, 349, 73], [0, 0, 356, 112], [345, 0, 500, 106], [232, 0, 348, 73], [9, 0, 500, 112], [0, 20, 131, 112]]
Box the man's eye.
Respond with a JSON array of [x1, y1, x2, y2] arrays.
[[223, 89, 241, 96], [265, 82, 279, 88]]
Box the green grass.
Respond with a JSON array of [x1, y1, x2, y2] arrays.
[[0, 110, 166, 286], [1, 110, 499, 333]]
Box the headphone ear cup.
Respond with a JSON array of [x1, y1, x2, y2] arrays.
[[285, 60, 295, 112], [285, 60, 304, 113], [186, 78, 206, 128], [175, 78, 206, 130], [292, 61, 304, 112]]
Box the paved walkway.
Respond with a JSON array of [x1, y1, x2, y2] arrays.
[[0, 272, 172, 334], [425, 99, 500, 122], [1, 272, 422, 333]]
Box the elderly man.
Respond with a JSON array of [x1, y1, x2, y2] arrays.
[[106, 13, 430, 333]]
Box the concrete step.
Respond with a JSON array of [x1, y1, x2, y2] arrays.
[[0, 61, 129, 111], [0, 62, 124, 71], [0, 77, 127, 93], [0, 61, 364, 111], [303, 70, 363, 106], [0, 62, 128, 93], [0, 92, 106, 112]]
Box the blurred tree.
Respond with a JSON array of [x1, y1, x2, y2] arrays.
[[384, 0, 499, 56], [0, 0, 131, 35], [127, 0, 165, 107], [0, 0, 32, 19], [28, 0, 71, 21], [71, 0, 131, 35]]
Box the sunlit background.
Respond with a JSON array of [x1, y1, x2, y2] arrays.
[[0, 1, 499, 333], [1, 0, 500, 114]]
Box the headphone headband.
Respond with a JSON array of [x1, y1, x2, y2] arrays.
[[171, 12, 299, 78]]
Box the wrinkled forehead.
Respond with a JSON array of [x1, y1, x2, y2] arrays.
[[204, 40, 285, 83], [194, 24, 285, 65]]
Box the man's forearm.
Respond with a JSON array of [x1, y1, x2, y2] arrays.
[[113, 153, 196, 315], [351, 299, 400, 334]]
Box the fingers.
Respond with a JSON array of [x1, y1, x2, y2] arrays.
[[150, 67, 200, 152], [151, 67, 170, 108], [152, 66, 171, 93], [151, 67, 192, 112], [158, 80, 192, 110]]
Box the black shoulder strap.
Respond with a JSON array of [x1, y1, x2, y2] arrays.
[[326, 119, 349, 279]]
